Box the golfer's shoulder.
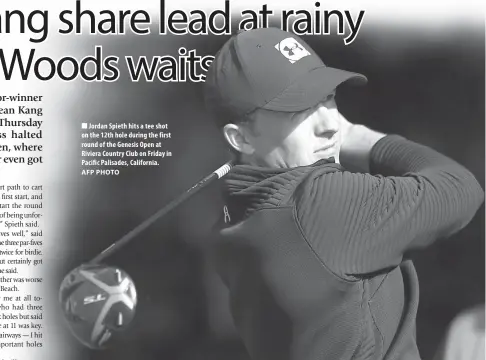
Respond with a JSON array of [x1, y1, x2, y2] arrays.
[[287, 162, 348, 203], [293, 162, 351, 192]]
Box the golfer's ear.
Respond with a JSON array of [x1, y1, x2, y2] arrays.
[[223, 124, 254, 155]]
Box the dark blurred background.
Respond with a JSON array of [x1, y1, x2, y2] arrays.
[[54, 23, 484, 360]]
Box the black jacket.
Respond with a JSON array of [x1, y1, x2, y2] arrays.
[[213, 135, 484, 360]]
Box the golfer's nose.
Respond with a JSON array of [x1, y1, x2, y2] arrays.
[[314, 105, 339, 139]]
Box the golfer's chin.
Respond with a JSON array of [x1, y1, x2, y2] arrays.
[[314, 149, 340, 164]]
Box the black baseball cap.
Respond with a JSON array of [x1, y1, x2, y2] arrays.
[[204, 27, 367, 126]]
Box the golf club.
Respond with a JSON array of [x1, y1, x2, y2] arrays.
[[59, 160, 234, 349]]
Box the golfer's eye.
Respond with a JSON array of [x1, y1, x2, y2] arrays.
[[325, 91, 336, 103], [324, 92, 337, 109]]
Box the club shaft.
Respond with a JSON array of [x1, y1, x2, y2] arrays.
[[89, 161, 233, 264]]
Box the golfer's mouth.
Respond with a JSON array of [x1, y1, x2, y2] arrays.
[[314, 142, 337, 154]]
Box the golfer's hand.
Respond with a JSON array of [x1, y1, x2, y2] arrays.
[[338, 114, 386, 173]]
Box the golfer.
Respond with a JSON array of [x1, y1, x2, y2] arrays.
[[204, 28, 484, 360]]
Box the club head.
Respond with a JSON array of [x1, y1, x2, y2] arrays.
[[59, 264, 137, 349]]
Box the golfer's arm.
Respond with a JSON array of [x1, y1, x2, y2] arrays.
[[296, 135, 484, 276], [369, 134, 484, 237]]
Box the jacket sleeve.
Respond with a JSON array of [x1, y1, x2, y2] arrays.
[[294, 135, 484, 278]]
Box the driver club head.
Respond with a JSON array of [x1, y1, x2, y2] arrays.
[[59, 264, 137, 349]]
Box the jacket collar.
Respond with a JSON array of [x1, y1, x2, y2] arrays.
[[224, 158, 338, 194], [222, 159, 340, 222]]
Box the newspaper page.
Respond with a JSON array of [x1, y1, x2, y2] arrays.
[[0, 1, 484, 360]]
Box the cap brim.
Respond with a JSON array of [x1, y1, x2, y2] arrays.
[[261, 67, 367, 112]]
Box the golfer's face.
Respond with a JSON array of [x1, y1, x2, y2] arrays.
[[249, 94, 342, 168]]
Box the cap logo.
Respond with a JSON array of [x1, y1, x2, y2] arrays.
[[274, 37, 311, 64]]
